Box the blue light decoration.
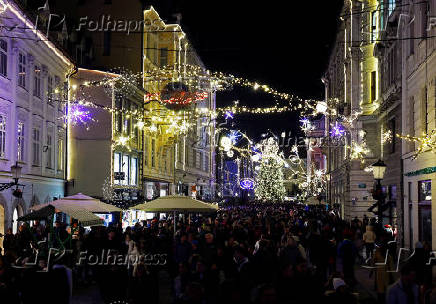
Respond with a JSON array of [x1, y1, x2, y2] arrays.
[[67, 104, 96, 130], [229, 130, 241, 144], [225, 111, 234, 119], [330, 122, 346, 137], [240, 178, 255, 190]]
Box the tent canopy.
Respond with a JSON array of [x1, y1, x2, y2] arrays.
[[19, 205, 103, 227], [31, 193, 121, 213], [131, 195, 218, 213]]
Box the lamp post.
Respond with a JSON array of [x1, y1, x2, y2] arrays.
[[0, 162, 23, 192], [11, 162, 22, 185], [371, 159, 387, 232]]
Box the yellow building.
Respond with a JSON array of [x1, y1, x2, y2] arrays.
[[141, 7, 216, 200], [325, 0, 381, 220]]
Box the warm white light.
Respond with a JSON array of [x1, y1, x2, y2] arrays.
[[316, 101, 328, 113]]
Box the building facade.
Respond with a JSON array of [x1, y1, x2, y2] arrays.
[[401, 0, 436, 249], [67, 68, 144, 206], [143, 7, 216, 201], [324, 0, 381, 221], [374, 0, 403, 243], [0, 0, 74, 236]]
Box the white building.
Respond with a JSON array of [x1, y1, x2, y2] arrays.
[[401, 0, 436, 249], [0, 0, 74, 238]]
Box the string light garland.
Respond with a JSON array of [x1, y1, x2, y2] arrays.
[[397, 131, 436, 159]]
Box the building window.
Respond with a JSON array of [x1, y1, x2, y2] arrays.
[[114, 152, 121, 184], [409, 21, 415, 55], [417, 179, 432, 243], [389, 118, 396, 153], [103, 31, 111, 56], [33, 65, 41, 97], [130, 157, 137, 185], [388, 0, 396, 16], [18, 52, 26, 88], [57, 138, 63, 170], [144, 136, 148, 166], [12, 208, 18, 234], [32, 128, 41, 166], [421, 86, 428, 134], [122, 154, 130, 186], [151, 138, 156, 167], [47, 75, 53, 104], [418, 180, 431, 202], [146, 33, 157, 64], [46, 133, 52, 168], [0, 114, 5, 158], [0, 39, 7, 77], [371, 71, 377, 102], [160, 48, 168, 67], [371, 11, 377, 42], [17, 122, 25, 162], [408, 181, 413, 246]]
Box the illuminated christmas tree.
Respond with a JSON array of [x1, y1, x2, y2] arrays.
[[254, 137, 286, 202]]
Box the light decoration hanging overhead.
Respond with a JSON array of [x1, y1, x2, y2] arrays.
[[330, 122, 346, 137], [381, 130, 393, 144], [66, 104, 96, 130], [350, 141, 370, 163], [300, 117, 314, 133], [240, 178, 255, 190], [397, 130, 436, 159], [286, 142, 327, 200]]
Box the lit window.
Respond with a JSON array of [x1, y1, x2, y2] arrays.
[[0, 114, 5, 158], [371, 11, 377, 43], [122, 154, 129, 186], [114, 152, 121, 185], [47, 75, 53, 104], [151, 138, 156, 167], [17, 122, 25, 162], [418, 180, 431, 202], [0, 39, 7, 77], [388, 0, 396, 16], [32, 128, 40, 166], [130, 157, 137, 185], [34, 65, 41, 97], [57, 138, 63, 170], [46, 133, 52, 168], [18, 53, 26, 88]]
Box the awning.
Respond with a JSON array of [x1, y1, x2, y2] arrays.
[[131, 195, 218, 213], [19, 205, 103, 227], [31, 193, 121, 213]]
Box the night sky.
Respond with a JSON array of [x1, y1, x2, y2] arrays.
[[151, 0, 344, 139]]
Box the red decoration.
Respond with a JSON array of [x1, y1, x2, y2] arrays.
[[145, 82, 208, 110]]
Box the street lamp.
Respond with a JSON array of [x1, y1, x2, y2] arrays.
[[11, 162, 22, 185], [372, 159, 386, 180], [371, 159, 387, 232], [0, 162, 23, 193]]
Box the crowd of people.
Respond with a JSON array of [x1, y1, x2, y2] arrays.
[[0, 203, 434, 304]]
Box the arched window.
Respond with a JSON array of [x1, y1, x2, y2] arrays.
[[12, 207, 18, 234]]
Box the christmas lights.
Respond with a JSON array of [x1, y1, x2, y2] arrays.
[[397, 130, 436, 159]]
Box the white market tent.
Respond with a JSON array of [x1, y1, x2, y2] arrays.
[[130, 195, 218, 232], [31, 193, 122, 213]]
